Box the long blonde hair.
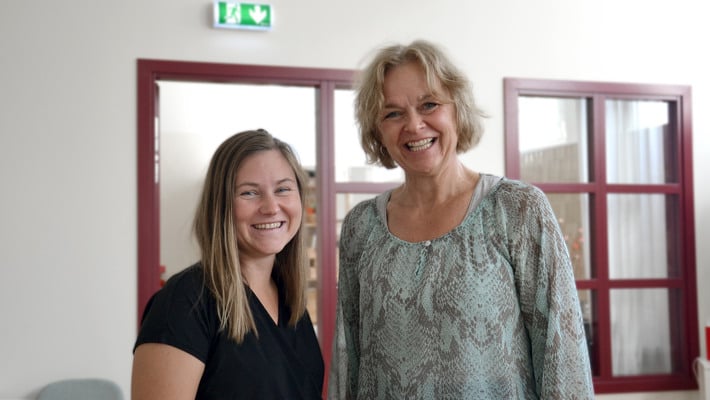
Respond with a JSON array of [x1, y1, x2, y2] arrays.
[[193, 129, 310, 343]]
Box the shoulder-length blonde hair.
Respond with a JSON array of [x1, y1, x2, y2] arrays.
[[355, 39, 487, 169], [193, 128, 310, 343]]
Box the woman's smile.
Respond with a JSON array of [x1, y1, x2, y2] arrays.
[[252, 221, 285, 230], [406, 137, 436, 152]]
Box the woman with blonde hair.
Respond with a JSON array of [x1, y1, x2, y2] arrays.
[[133, 129, 323, 399], [330, 40, 594, 399]]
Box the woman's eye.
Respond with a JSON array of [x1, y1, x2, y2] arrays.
[[382, 110, 401, 120], [239, 190, 257, 197], [420, 102, 439, 113], [276, 187, 293, 194]]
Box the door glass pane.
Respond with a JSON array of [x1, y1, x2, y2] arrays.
[[546, 193, 592, 279], [607, 194, 680, 279], [304, 172, 318, 332], [334, 89, 404, 183], [518, 96, 589, 183], [578, 289, 598, 376], [610, 288, 681, 375], [605, 99, 676, 184]]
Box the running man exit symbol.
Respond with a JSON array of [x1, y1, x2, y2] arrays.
[[213, 2, 273, 30]]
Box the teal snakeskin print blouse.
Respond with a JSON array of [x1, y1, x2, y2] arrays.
[[329, 174, 594, 399]]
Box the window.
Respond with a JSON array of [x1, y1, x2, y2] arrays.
[[504, 78, 699, 393]]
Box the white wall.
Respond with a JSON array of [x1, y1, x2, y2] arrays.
[[0, 1, 707, 399]]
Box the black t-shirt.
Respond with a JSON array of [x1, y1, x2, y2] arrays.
[[134, 264, 324, 399]]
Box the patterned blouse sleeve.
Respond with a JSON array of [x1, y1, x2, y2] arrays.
[[508, 184, 595, 398]]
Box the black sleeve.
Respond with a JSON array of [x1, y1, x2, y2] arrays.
[[133, 264, 217, 363]]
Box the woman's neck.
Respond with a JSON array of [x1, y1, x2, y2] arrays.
[[396, 163, 478, 207], [241, 257, 279, 323]]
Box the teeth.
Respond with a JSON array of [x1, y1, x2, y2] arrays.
[[254, 222, 282, 230], [407, 138, 434, 152]]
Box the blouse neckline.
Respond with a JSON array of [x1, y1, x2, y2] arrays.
[[374, 173, 503, 245]]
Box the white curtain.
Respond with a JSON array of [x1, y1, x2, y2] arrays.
[[605, 100, 672, 375]]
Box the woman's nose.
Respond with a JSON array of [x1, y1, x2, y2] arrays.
[[404, 111, 424, 132], [260, 194, 279, 214]]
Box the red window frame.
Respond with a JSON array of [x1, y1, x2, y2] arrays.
[[503, 78, 699, 393]]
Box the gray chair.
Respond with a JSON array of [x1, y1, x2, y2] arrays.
[[37, 378, 123, 400]]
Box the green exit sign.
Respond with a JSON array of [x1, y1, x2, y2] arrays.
[[213, 1, 273, 31]]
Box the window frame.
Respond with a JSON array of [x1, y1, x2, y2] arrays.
[[504, 78, 699, 393]]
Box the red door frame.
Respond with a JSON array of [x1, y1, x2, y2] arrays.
[[136, 59, 355, 378]]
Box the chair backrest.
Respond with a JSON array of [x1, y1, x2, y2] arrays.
[[37, 378, 123, 400]]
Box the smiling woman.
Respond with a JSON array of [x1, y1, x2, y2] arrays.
[[132, 129, 324, 400], [329, 40, 595, 400]]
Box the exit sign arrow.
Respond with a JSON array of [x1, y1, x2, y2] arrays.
[[213, 1, 273, 30], [249, 5, 267, 24]]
